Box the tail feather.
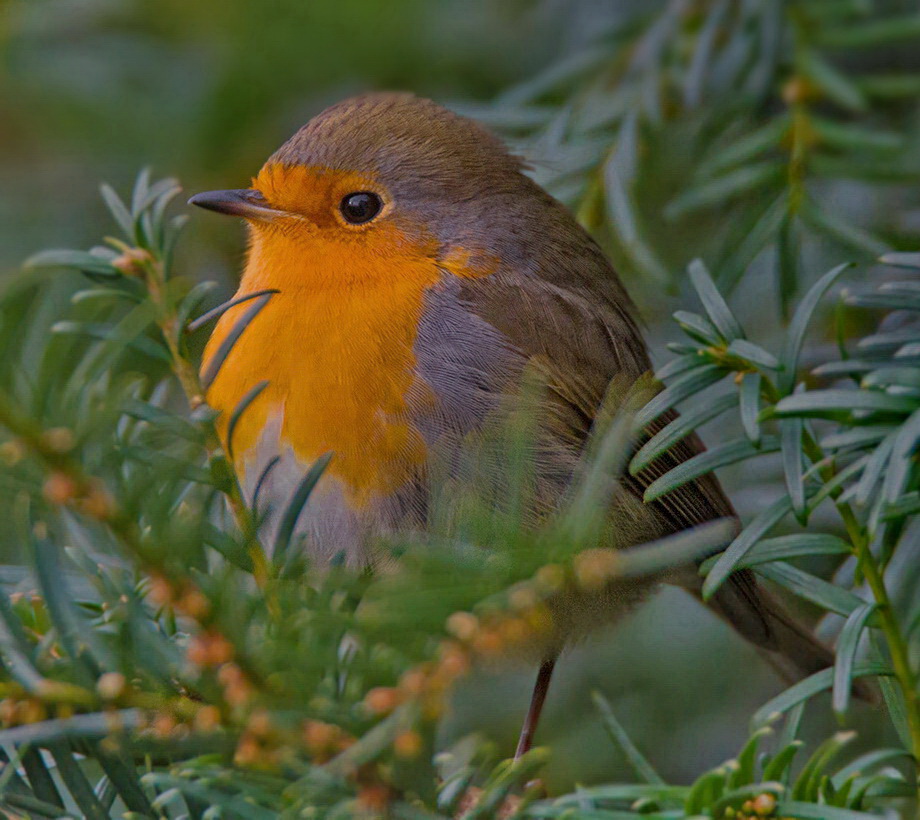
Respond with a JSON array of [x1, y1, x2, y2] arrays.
[[698, 570, 877, 703]]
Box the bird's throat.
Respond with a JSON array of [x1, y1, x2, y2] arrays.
[[202, 227, 442, 507]]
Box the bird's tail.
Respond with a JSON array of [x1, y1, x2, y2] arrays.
[[699, 570, 878, 703]]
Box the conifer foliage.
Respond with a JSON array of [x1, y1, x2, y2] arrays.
[[1, 2, 920, 817]]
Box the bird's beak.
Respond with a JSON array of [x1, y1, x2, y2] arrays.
[[188, 189, 283, 222]]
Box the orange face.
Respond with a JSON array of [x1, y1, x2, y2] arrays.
[[247, 162, 440, 283], [254, 163, 391, 231], [201, 162, 448, 505]]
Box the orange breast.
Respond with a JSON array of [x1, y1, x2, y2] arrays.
[[202, 204, 443, 507]]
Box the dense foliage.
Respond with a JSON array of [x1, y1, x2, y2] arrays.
[[1, 2, 920, 818]]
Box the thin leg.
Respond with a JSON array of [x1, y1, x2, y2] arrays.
[[514, 657, 557, 759]]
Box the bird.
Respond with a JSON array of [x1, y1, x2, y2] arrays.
[[190, 92, 844, 760]]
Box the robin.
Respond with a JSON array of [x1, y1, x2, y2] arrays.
[[190, 92, 841, 759]]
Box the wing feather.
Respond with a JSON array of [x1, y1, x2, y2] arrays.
[[453, 250, 777, 649]]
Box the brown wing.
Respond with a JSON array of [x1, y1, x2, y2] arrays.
[[454, 227, 838, 678], [456, 263, 734, 540]]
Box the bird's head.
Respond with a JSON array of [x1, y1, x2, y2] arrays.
[[190, 93, 534, 287]]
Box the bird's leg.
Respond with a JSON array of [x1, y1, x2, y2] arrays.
[[514, 657, 556, 759]]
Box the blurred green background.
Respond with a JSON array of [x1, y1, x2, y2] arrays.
[[0, 0, 908, 794], [0, 0, 547, 279]]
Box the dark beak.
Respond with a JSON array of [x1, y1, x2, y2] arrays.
[[188, 189, 282, 221]]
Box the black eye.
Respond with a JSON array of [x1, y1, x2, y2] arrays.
[[339, 191, 382, 225]]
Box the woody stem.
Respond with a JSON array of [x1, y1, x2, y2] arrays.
[[763, 367, 920, 765]]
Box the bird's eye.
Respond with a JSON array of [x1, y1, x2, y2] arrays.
[[339, 191, 383, 225]]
